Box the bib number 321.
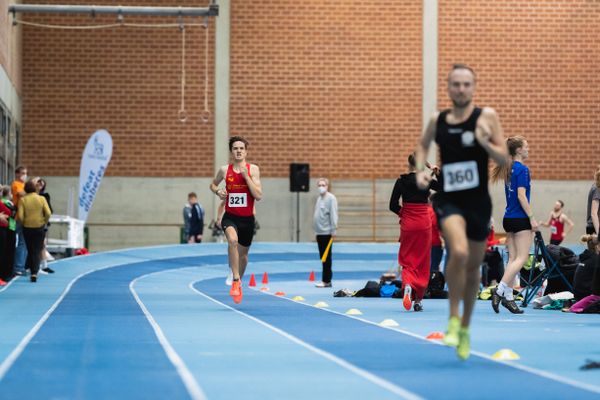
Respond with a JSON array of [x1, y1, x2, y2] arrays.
[[443, 161, 479, 192], [228, 193, 247, 207]]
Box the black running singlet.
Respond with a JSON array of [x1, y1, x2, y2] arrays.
[[435, 107, 489, 198]]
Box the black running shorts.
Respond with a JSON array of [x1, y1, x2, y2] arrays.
[[432, 194, 491, 241], [221, 212, 255, 247], [502, 217, 532, 233]]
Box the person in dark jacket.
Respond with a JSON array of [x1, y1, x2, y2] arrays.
[[183, 192, 204, 243]]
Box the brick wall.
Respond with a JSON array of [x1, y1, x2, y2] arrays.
[[21, 0, 214, 177], [0, 0, 21, 92], [439, 0, 600, 180], [20, 1, 600, 180], [230, 1, 423, 179]]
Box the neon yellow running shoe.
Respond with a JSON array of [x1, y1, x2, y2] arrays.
[[443, 316, 460, 347], [457, 327, 470, 360]]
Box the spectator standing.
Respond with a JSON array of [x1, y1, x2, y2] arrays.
[[313, 178, 338, 288], [183, 192, 205, 243], [0, 185, 16, 284], [585, 166, 600, 237], [11, 166, 28, 276], [491, 136, 536, 315], [37, 178, 55, 274], [17, 179, 51, 282], [389, 153, 439, 311]]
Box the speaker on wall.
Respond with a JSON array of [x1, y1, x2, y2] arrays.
[[290, 163, 310, 192]]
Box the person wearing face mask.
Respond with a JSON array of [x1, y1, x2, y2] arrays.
[[313, 178, 338, 288], [10, 166, 28, 276]]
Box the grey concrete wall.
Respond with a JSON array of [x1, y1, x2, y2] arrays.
[[44, 176, 591, 251]]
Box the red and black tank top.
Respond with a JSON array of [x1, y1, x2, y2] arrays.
[[550, 214, 564, 241], [225, 163, 255, 217]]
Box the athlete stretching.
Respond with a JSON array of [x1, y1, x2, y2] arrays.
[[415, 64, 508, 359], [210, 136, 262, 304]]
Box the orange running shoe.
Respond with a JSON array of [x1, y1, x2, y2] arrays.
[[403, 284, 412, 311], [230, 280, 243, 304]]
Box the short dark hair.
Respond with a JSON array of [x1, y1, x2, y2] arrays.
[[188, 192, 197, 199], [557, 200, 564, 208], [15, 165, 26, 174], [24, 179, 37, 193], [448, 63, 476, 83], [229, 136, 249, 152]]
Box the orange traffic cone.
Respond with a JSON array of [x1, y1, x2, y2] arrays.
[[308, 270, 315, 282], [426, 331, 445, 340], [262, 272, 269, 285], [248, 274, 256, 287]]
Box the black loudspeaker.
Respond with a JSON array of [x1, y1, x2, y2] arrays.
[[290, 163, 310, 192]]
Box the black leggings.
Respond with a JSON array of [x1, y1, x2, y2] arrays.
[[316, 234, 333, 283], [23, 227, 46, 276], [593, 255, 600, 296], [0, 228, 16, 280]]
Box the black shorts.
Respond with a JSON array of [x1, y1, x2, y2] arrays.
[[502, 217, 532, 233], [432, 194, 491, 241], [221, 212, 255, 247]]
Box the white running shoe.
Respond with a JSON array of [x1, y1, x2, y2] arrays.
[[225, 271, 233, 286]]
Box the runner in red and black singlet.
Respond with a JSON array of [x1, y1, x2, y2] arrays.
[[225, 164, 255, 217], [540, 200, 574, 245], [210, 136, 262, 304], [415, 64, 508, 360]]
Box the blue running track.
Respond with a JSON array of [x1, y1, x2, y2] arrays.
[[0, 243, 598, 399]]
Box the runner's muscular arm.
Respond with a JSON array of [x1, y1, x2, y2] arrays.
[[476, 107, 508, 166], [415, 112, 439, 190], [210, 166, 228, 201], [243, 164, 262, 201], [561, 213, 574, 238], [539, 212, 552, 227]]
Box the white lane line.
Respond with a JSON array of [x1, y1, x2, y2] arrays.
[[0, 276, 20, 293], [260, 289, 600, 395], [0, 268, 102, 380], [130, 276, 206, 400], [188, 281, 423, 400], [0, 253, 221, 382]]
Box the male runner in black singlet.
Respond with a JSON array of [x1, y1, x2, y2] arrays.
[[415, 64, 508, 360]]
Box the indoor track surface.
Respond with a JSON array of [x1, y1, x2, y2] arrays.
[[0, 243, 598, 400]]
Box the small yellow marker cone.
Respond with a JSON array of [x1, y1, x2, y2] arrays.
[[492, 349, 520, 361], [292, 296, 305, 301], [345, 308, 363, 315], [314, 301, 329, 308], [379, 319, 399, 327]]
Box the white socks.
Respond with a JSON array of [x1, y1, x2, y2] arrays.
[[498, 281, 514, 300]]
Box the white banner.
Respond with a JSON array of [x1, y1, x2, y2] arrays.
[[78, 129, 113, 222]]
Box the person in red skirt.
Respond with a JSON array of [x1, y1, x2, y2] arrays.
[[389, 153, 439, 311]]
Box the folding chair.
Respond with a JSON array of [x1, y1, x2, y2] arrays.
[[520, 231, 574, 307]]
